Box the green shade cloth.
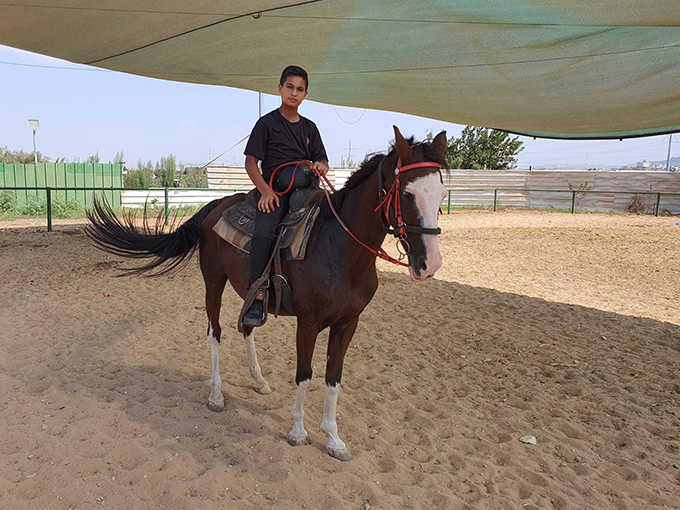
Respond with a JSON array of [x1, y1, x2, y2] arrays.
[[1, 1, 678, 139]]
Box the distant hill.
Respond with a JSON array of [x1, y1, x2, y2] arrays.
[[650, 156, 680, 167]]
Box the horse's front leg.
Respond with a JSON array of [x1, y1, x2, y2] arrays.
[[288, 319, 319, 446], [242, 325, 271, 395], [322, 317, 359, 461]]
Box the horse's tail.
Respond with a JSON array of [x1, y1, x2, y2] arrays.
[[85, 197, 220, 276]]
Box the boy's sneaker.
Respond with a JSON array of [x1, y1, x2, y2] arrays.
[[242, 300, 265, 327]]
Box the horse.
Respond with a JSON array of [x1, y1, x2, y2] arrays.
[[86, 126, 448, 461]]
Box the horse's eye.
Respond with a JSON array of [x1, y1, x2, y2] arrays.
[[403, 192, 414, 199]]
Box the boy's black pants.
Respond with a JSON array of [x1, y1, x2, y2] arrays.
[[249, 193, 291, 287]]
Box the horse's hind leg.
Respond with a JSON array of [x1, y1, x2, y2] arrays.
[[204, 273, 228, 412], [241, 325, 271, 395], [321, 317, 359, 461]]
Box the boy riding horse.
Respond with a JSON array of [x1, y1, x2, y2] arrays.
[[242, 65, 329, 327]]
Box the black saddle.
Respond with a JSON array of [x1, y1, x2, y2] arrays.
[[222, 185, 325, 258]]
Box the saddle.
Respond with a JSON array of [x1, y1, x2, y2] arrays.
[[213, 186, 324, 260], [212, 185, 325, 330]]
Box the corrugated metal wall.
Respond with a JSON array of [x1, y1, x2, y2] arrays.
[[207, 166, 337, 190], [206, 166, 680, 214], [121, 189, 234, 208], [445, 170, 680, 213], [0, 163, 123, 207]]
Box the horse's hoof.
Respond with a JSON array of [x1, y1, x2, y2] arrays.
[[254, 381, 272, 395], [327, 446, 353, 461], [288, 434, 310, 447], [207, 400, 224, 413]]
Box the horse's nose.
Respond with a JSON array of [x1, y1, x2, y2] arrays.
[[417, 255, 427, 274]]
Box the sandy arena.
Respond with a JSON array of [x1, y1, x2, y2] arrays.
[[1, 210, 679, 509]]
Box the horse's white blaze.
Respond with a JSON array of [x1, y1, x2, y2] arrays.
[[244, 330, 269, 392], [321, 383, 347, 454], [207, 323, 223, 408], [289, 379, 311, 442], [404, 173, 447, 280]]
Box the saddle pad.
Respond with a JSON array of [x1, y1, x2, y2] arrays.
[[213, 194, 322, 261]]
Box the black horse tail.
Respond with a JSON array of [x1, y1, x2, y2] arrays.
[[85, 197, 220, 276]]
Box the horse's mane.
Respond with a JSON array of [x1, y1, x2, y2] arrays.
[[320, 137, 447, 217]]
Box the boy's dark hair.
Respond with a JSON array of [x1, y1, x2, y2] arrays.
[[280, 65, 308, 90]]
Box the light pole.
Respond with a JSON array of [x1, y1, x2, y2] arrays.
[[27, 119, 40, 164]]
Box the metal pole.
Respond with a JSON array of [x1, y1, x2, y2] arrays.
[[32, 128, 38, 164], [571, 190, 576, 214], [447, 189, 451, 214], [666, 134, 673, 171], [258, 92, 264, 118], [655, 193, 661, 217], [164, 187, 169, 226], [46, 187, 52, 232], [493, 189, 498, 211]]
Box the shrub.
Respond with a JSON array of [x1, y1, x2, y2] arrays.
[[626, 195, 650, 214], [0, 191, 17, 214], [52, 196, 83, 218], [22, 195, 47, 216]]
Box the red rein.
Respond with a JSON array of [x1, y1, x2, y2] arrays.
[[269, 160, 316, 196], [269, 160, 441, 267]]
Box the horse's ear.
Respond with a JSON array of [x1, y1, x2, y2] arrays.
[[432, 131, 447, 157], [393, 126, 414, 165]]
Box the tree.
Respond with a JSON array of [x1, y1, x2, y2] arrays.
[[0, 146, 50, 163], [113, 151, 125, 165], [180, 166, 208, 188], [340, 154, 356, 168], [155, 154, 178, 187], [426, 126, 524, 169], [86, 151, 101, 164], [124, 159, 155, 188], [448, 126, 523, 169]]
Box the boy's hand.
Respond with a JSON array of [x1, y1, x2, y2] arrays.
[[311, 160, 329, 177], [258, 188, 280, 213]]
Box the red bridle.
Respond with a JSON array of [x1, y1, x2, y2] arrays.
[[314, 157, 443, 267], [375, 159, 443, 240]]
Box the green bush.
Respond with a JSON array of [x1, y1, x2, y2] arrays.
[[0, 191, 17, 214], [22, 195, 47, 216], [52, 196, 83, 218]]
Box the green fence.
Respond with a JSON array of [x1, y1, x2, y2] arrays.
[[0, 163, 123, 208]]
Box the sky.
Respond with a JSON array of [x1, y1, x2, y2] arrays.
[[0, 45, 676, 171]]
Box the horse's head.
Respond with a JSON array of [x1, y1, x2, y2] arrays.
[[383, 126, 448, 282]]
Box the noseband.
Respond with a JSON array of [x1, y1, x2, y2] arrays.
[[375, 157, 443, 241]]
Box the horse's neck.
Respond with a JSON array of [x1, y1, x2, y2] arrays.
[[333, 166, 388, 261]]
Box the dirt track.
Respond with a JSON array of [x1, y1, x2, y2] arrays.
[[1, 211, 679, 509]]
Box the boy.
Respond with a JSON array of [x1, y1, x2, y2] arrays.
[[242, 65, 329, 327]]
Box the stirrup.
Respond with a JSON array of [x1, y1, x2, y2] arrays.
[[242, 300, 266, 327]]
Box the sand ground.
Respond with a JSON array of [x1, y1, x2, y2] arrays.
[[1, 210, 679, 509]]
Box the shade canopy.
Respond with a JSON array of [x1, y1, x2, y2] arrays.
[[1, 1, 678, 139]]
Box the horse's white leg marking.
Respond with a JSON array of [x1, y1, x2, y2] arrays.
[[321, 383, 352, 461], [404, 173, 448, 279], [244, 330, 271, 395], [288, 379, 311, 446], [206, 323, 224, 412]]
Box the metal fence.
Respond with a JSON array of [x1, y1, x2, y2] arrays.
[[0, 163, 124, 208], [1, 186, 678, 232]]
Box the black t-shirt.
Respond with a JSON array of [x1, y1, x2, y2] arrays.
[[244, 109, 328, 179]]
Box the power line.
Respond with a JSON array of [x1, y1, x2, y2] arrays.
[[332, 105, 366, 125], [0, 60, 110, 72]]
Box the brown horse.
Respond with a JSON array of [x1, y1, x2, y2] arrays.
[[86, 127, 448, 461]]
